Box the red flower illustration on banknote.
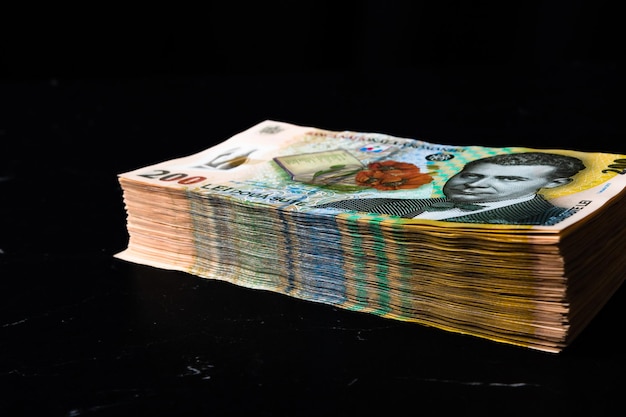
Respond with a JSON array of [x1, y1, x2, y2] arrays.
[[355, 160, 433, 190]]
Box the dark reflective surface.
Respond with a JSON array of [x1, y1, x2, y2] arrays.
[[2, 5, 626, 414], [2, 65, 625, 416]]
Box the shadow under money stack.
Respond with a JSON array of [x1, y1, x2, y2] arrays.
[[116, 120, 626, 353]]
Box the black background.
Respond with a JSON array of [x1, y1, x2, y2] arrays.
[[1, 1, 626, 416]]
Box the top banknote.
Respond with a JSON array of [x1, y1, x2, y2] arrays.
[[119, 120, 626, 231]]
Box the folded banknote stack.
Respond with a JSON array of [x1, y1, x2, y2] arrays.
[[116, 120, 626, 353]]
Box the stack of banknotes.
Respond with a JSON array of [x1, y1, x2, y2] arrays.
[[116, 120, 626, 353]]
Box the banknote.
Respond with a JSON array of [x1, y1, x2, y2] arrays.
[[117, 119, 626, 232]]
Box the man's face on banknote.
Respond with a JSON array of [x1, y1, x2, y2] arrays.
[[443, 162, 569, 203]]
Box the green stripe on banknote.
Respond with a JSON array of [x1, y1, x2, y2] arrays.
[[368, 215, 391, 316], [384, 216, 414, 316], [345, 213, 369, 311]]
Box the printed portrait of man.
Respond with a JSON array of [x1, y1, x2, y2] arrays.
[[313, 152, 586, 225]]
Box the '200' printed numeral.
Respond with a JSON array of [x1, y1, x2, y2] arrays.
[[137, 170, 207, 184], [602, 159, 626, 174]]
